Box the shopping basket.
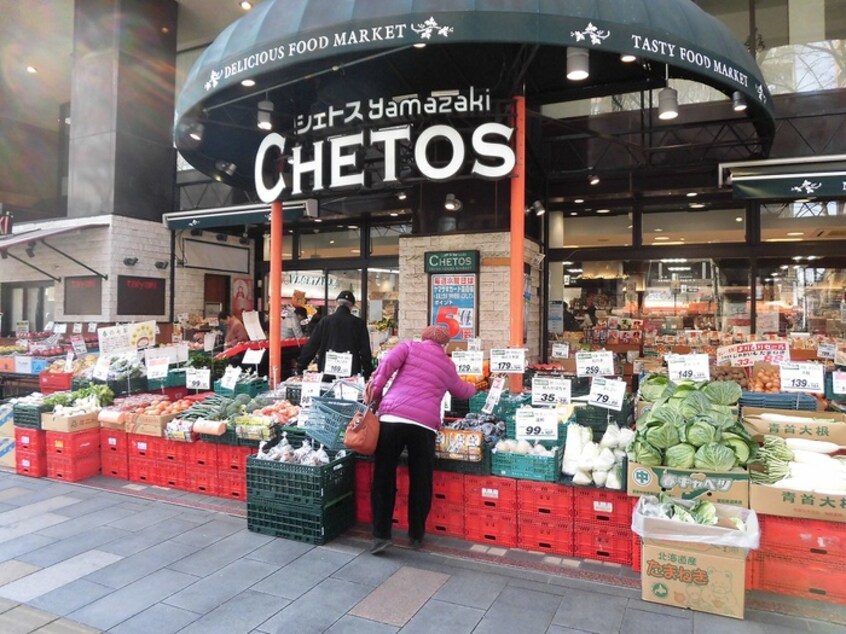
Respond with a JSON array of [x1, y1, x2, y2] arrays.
[[305, 380, 365, 452]]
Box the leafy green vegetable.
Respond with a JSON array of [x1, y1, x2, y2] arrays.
[[686, 419, 717, 447], [645, 421, 680, 450], [701, 381, 742, 406], [631, 438, 663, 466], [650, 406, 684, 428], [690, 500, 718, 526], [694, 442, 737, 470], [680, 391, 712, 419], [640, 374, 671, 402], [664, 443, 696, 468]]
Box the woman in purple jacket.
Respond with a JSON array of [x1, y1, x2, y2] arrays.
[[367, 325, 477, 554]]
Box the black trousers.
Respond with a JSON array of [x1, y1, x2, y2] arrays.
[[371, 421, 435, 541]]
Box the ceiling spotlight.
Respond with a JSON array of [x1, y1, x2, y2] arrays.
[[596, 209, 611, 214], [413, 42, 427, 49], [26, 65, 38, 74], [154, 260, 169, 270], [397, 191, 408, 201], [658, 87, 679, 120], [689, 202, 706, 209], [732, 90, 747, 112], [188, 122, 204, 142], [686, 192, 698, 198], [528, 200, 545, 217], [566, 48, 589, 81], [25, 242, 36, 258], [620, 54, 637, 63], [589, 175, 600, 186], [257, 99, 274, 130], [123, 256, 138, 266], [444, 193, 462, 212], [570, 212, 578, 216], [215, 160, 237, 177], [239, 1, 253, 10], [241, 78, 256, 87], [735, 216, 743, 222], [574, 198, 585, 204]]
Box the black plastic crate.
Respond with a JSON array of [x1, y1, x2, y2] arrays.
[[246, 449, 355, 507], [199, 427, 239, 445], [93, 376, 148, 397], [12, 403, 50, 429], [247, 492, 355, 544]]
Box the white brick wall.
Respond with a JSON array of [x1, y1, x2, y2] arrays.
[[398, 233, 543, 362]]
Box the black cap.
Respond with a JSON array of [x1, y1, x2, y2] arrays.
[[336, 290, 356, 305]]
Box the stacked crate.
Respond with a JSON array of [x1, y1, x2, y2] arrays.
[[517, 481, 574, 556], [0, 404, 14, 471], [464, 475, 518, 547], [216, 444, 252, 500], [15, 427, 47, 477], [100, 428, 128, 479], [572, 487, 633, 565], [45, 428, 101, 482], [427, 471, 466, 538], [354, 460, 373, 524]]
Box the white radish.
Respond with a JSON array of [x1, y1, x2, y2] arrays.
[[784, 438, 841, 454]]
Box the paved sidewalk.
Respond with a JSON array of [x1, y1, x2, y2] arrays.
[[0, 469, 842, 634]]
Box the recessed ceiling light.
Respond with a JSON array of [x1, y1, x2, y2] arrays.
[[161, 27, 169, 34], [597, 209, 610, 214], [795, 198, 811, 203], [390, 212, 398, 217], [562, 261, 574, 265], [589, 175, 600, 186], [570, 212, 578, 216], [620, 54, 637, 63], [574, 198, 584, 204], [351, 248, 360, 253], [239, 1, 253, 10], [413, 42, 427, 49], [655, 228, 663, 232], [241, 78, 256, 87], [807, 255, 818, 261], [735, 217, 743, 222], [689, 202, 706, 209], [780, 265, 789, 270], [766, 238, 804, 243], [627, 225, 633, 229], [686, 192, 698, 197], [787, 231, 804, 236], [314, 218, 322, 223], [329, 240, 335, 244], [26, 65, 37, 74], [654, 236, 670, 241]]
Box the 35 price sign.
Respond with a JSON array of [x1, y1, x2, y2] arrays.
[[779, 362, 824, 393], [576, 351, 614, 378], [489, 348, 526, 374], [531, 377, 571, 407]]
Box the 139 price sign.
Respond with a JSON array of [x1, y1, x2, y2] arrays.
[[779, 362, 824, 393]]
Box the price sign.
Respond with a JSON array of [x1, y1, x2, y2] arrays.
[[243, 348, 265, 365], [87, 322, 98, 333], [64, 352, 74, 373], [780, 362, 824, 393], [466, 337, 482, 352], [576, 351, 615, 377], [588, 377, 627, 411], [551, 343, 570, 359], [15, 321, 29, 336], [177, 312, 189, 323], [53, 323, 67, 334], [833, 371, 846, 395], [72, 323, 83, 334], [489, 348, 526, 374], [666, 353, 710, 382], [202, 332, 216, 352], [515, 407, 559, 441], [70, 335, 87, 355], [300, 372, 323, 408], [207, 317, 219, 327], [146, 356, 170, 380], [482, 376, 506, 415], [220, 366, 242, 390], [324, 351, 353, 377], [452, 351, 483, 376], [186, 367, 211, 390], [817, 342, 836, 360], [14, 356, 32, 374], [93, 356, 111, 381], [45, 321, 54, 332], [532, 377, 571, 406]]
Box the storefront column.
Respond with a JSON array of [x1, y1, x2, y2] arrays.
[[269, 201, 283, 387], [510, 96, 526, 393]]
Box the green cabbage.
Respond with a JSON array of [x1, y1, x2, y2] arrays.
[[640, 374, 671, 402], [686, 420, 717, 447], [701, 381, 742, 406], [631, 438, 663, 466], [694, 442, 737, 470], [650, 406, 684, 428], [664, 443, 696, 468], [645, 421, 680, 450], [680, 391, 712, 419], [690, 500, 718, 526]]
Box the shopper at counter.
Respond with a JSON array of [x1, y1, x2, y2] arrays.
[[218, 310, 249, 349], [282, 306, 308, 340], [296, 290, 373, 379], [366, 325, 477, 554], [562, 302, 580, 331]]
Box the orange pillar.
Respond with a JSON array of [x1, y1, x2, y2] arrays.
[[510, 96, 526, 394], [269, 200, 283, 387]]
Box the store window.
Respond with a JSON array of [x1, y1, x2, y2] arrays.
[[261, 233, 293, 261], [0, 282, 54, 336], [369, 223, 411, 256], [367, 268, 399, 346], [328, 269, 363, 317], [642, 208, 746, 246], [761, 201, 846, 242], [549, 210, 631, 249], [299, 227, 361, 259]]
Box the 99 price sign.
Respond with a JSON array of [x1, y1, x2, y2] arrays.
[[515, 407, 559, 441]]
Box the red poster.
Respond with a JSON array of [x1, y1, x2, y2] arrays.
[[231, 278, 254, 317]]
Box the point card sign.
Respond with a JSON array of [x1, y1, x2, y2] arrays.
[[716, 341, 789, 367], [146, 357, 170, 380], [300, 372, 323, 408], [576, 351, 615, 377], [431, 274, 477, 340], [489, 348, 526, 374], [532, 377, 571, 406]]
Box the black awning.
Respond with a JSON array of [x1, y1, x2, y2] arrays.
[[162, 200, 317, 230], [721, 155, 846, 200], [175, 0, 775, 191]]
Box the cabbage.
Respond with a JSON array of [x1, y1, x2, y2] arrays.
[[686, 420, 717, 447], [701, 381, 742, 406], [640, 374, 672, 402], [650, 406, 684, 428], [694, 442, 737, 471], [690, 500, 718, 526], [664, 443, 696, 468], [645, 421, 680, 450], [631, 438, 663, 466], [680, 391, 712, 419]]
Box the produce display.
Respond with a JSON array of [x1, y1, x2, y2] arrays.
[[641, 493, 745, 530], [629, 375, 754, 471], [256, 434, 331, 466], [176, 393, 267, 422], [44, 355, 98, 375], [131, 398, 193, 417], [493, 438, 556, 458], [43, 384, 115, 408], [250, 399, 299, 424], [711, 366, 749, 388], [749, 434, 846, 493], [750, 366, 781, 393], [562, 422, 631, 489]]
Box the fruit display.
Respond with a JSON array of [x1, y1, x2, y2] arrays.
[[131, 398, 193, 417], [711, 366, 749, 389], [0, 345, 28, 355], [750, 366, 781, 393], [251, 399, 299, 424]]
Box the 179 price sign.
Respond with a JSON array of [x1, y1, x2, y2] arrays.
[[489, 348, 526, 374]]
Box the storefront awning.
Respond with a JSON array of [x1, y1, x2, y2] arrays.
[[0, 221, 110, 253], [175, 0, 775, 191], [720, 155, 846, 200], [162, 200, 317, 231]]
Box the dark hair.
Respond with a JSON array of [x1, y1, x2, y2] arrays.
[[294, 306, 308, 319], [218, 310, 230, 321], [562, 301, 569, 310]]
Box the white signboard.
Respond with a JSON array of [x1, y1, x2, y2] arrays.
[[531, 377, 571, 406], [146, 357, 170, 380], [666, 353, 710, 382], [515, 407, 559, 441], [833, 371, 846, 395], [64, 352, 74, 373], [220, 366, 242, 390], [93, 356, 111, 381], [186, 367, 211, 390], [481, 376, 506, 415], [779, 362, 824, 393], [452, 351, 484, 376], [489, 348, 526, 374], [588, 377, 627, 411], [97, 324, 133, 356], [576, 351, 615, 377], [72, 323, 83, 334], [300, 372, 323, 408], [817, 342, 836, 360], [242, 310, 267, 341], [324, 351, 353, 377], [242, 348, 265, 365], [466, 337, 482, 352], [551, 343, 570, 359]]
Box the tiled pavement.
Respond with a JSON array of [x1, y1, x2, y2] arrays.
[[0, 469, 843, 634]]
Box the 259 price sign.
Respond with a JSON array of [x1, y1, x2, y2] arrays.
[[576, 351, 614, 378]]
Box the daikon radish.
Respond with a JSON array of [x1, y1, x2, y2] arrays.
[[753, 412, 825, 424], [784, 438, 841, 454]]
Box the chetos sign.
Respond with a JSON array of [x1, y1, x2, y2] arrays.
[[424, 250, 479, 274], [255, 87, 516, 202]]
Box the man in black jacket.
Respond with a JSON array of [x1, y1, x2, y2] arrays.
[[297, 290, 373, 379]]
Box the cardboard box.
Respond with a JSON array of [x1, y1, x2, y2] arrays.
[[435, 428, 484, 462], [0, 404, 14, 437], [641, 539, 747, 619], [627, 462, 749, 507], [750, 482, 846, 524], [41, 411, 100, 433], [0, 437, 14, 468], [742, 407, 846, 445], [125, 413, 174, 437], [445, 341, 468, 355]]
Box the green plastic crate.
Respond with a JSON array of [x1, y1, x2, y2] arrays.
[[71, 377, 91, 391], [468, 391, 530, 419], [147, 370, 187, 390], [12, 403, 50, 429], [575, 401, 633, 431], [246, 449, 355, 508], [490, 440, 563, 482], [213, 379, 269, 398], [198, 426, 239, 445], [247, 492, 355, 544], [93, 376, 147, 396], [434, 442, 492, 476], [825, 373, 846, 402]]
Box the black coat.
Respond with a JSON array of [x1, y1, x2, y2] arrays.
[[296, 305, 373, 379]]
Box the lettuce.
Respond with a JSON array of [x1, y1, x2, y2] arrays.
[[701, 381, 742, 406], [694, 442, 737, 470], [664, 443, 696, 468], [645, 421, 680, 450]]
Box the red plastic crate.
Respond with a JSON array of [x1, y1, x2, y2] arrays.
[[158, 461, 186, 489], [100, 451, 129, 479], [464, 475, 517, 512], [392, 494, 409, 529], [427, 503, 465, 538], [356, 489, 372, 524], [185, 465, 219, 496], [15, 428, 46, 453], [746, 552, 757, 590], [573, 487, 632, 526], [185, 391, 215, 402], [186, 441, 218, 467], [15, 448, 47, 477], [217, 444, 253, 472], [464, 508, 518, 548], [753, 552, 846, 605], [518, 516, 573, 556], [45, 429, 100, 457], [39, 371, 73, 394], [632, 534, 642, 573], [100, 428, 127, 454], [432, 471, 465, 506], [159, 439, 188, 463], [397, 465, 409, 496], [517, 480, 573, 520], [217, 470, 246, 499], [573, 521, 632, 565], [127, 434, 161, 460], [47, 453, 101, 482], [759, 515, 846, 560], [162, 386, 187, 401], [355, 460, 373, 495], [127, 456, 161, 485]]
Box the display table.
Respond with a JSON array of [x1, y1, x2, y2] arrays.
[[0, 372, 41, 400]]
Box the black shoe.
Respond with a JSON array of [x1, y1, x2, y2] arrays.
[[410, 538, 423, 551], [370, 538, 392, 555]]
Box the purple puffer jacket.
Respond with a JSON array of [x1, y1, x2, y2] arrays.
[[370, 340, 476, 431]]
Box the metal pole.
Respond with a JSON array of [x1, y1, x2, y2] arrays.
[[269, 200, 283, 387], [510, 95, 526, 394]]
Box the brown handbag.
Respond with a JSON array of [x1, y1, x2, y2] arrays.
[[343, 401, 380, 455]]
